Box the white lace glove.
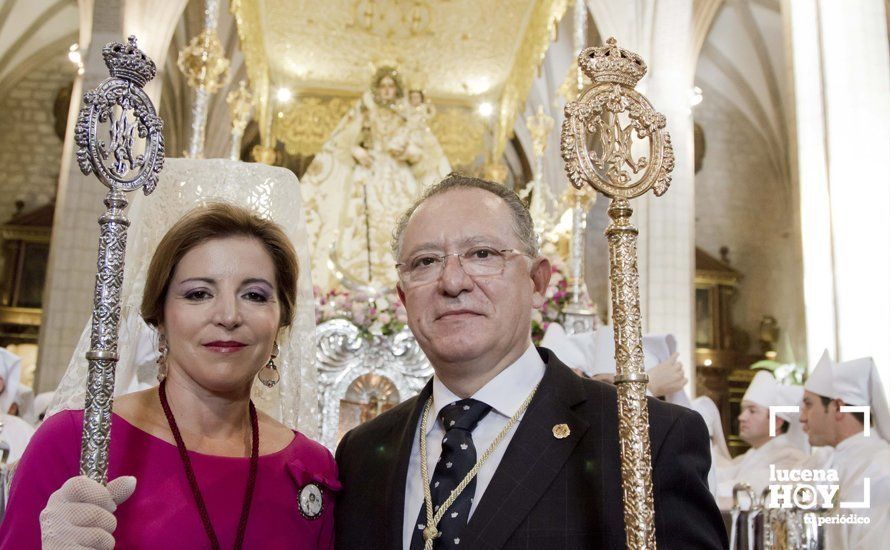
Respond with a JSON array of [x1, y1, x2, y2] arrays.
[[39, 475, 137, 550]]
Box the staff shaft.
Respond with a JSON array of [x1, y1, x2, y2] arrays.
[[80, 191, 130, 482]]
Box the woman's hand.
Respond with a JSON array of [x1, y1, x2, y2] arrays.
[[39, 475, 136, 549]]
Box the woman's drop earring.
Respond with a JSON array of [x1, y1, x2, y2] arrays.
[[258, 341, 280, 388], [156, 334, 168, 382]]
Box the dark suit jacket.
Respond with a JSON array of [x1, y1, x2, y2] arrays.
[[335, 348, 728, 549]]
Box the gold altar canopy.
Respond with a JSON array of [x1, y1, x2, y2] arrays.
[[231, 0, 568, 167]]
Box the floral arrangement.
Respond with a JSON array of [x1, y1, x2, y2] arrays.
[[314, 286, 408, 339], [531, 257, 571, 344]]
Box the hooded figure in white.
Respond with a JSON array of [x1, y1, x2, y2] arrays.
[[802, 351, 890, 550], [0, 348, 21, 416], [715, 371, 808, 506], [541, 324, 690, 403], [0, 349, 34, 463]]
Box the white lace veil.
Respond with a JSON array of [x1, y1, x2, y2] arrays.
[[48, 159, 319, 437]]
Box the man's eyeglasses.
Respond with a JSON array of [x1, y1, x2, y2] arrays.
[[396, 246, 532, 287]]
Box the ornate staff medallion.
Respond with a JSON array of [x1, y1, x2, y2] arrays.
[[76, 36, 165, 194], [561, 38, 673, 201]]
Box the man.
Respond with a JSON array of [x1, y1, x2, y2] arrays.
[[335, 175, 726, 549], [715, 371, 807, 507], [802, 351, 890, 549]]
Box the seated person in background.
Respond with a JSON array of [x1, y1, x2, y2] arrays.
[[31, 392, 55, 427], [715, 370, 807, 506], [0, 204, 338, 550], [8, 386, 34, 423], [0, 411, 34, 464], [0, 349, 21, 422], [0, 349, 33, 463]]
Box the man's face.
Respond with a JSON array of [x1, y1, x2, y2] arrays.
[[738, 400, 774, 448], [396, 188, 549, 371], [801, 390, 836, 446]]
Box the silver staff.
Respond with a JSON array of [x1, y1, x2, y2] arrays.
[[74, 36, 164, 483]]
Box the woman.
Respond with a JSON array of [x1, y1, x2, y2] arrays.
[[0, 204, 338, 549]]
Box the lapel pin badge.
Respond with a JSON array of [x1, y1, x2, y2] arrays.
[[552, 423, 570, 439]]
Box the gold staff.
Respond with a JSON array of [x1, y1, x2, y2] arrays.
[[178, 0, 230, 158], [560, 38, 675, 549], [74, 36, 165, 482]]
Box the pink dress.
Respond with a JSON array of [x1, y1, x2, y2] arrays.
[[0, 409, 339, 549]]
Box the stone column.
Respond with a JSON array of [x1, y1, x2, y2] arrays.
[[639, 0, 696, 390], [585, 0, 697, 393], [36, 0, 187, 391], [783, 0, 890, 390]]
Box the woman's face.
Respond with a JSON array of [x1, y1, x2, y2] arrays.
[[160, 236, 281, 394], [378, 76, 398, 102]]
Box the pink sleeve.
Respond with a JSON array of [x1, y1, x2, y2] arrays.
[[0, 410, 81, 549], [317, 449, 339, 550]]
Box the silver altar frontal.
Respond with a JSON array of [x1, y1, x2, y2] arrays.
[[315, 319, 432, 450]]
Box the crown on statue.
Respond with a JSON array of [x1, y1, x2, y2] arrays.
[[103, 36, 157, 88], [579, 37, 647, 87]]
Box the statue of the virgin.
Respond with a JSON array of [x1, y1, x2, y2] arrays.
[[300, 67, 450, 290]]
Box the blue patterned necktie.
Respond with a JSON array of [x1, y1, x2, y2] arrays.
[[410, 398, 493, 549]]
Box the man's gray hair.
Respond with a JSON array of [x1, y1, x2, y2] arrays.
[[391, 173, 540, 260]]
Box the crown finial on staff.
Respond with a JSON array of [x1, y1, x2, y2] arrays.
[[561, 37, 673, 201], [75, 36, 164, 196], [103, 36, 157, 88], [579, 37, 647, 87]]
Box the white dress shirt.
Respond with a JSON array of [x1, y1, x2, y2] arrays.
[[402, 344, 545, 550]]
